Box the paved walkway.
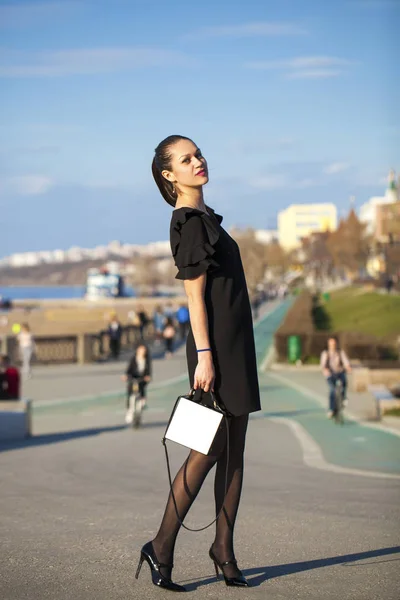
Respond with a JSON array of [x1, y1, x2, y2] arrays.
[[22, 340, 188, 405], [1, 299, 399, 599], [28, 300, 400, 476]]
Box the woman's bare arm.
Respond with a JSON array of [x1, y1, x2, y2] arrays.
[[184, 273, 215, 392]]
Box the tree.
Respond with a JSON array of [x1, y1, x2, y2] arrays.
[[233, 229, 268, 295], [327, 210, 370, 278], [264, 241, 290, 278], [300, 231, 334, 284]]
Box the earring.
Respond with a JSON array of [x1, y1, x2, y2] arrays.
[[172, 184, 176, 194]]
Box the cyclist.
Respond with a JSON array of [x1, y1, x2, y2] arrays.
[[123, 343, 152, 424], [320, 337, 351, 418]]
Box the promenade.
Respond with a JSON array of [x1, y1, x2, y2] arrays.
[[1, 301, 399, 600]]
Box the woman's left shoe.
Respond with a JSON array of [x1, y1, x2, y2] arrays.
[[209, 547, 249, 587]]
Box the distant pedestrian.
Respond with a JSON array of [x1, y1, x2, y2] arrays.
[[1, 355, 20, 400], [0, 356, 8, 399], [137, 306, 149, 339], [123, 342, 152, 422], [108, 315, 122, 360], [176, 304, 190, 340], [164, 301, 175, 319], [385, 276, 394, 294], [162, 318, 176, 358], [251, 295, 260, 321], [153, 306, 166, 345], [17, 323, 35, 378]]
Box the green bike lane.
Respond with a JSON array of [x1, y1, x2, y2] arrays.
[[33, 298, 400, 477]]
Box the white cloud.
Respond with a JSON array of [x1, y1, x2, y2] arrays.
[[0, 2, 80, 29], [185, 21, 307, 39], [246, 56, 355, 70], [286, 69, 342, 79], [245, 55, 356, 80], [324, 162, 351, 175], [0, 175, 53, 196], [0, 47, 192, 78]]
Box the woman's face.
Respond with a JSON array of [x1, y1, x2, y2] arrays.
[[136, 345, 146, 357], [162, 139, 208, 192]]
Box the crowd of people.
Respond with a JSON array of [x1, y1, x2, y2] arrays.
[[107, 302, 190, 361]]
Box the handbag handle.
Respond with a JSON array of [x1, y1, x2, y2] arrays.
[[162, 389, 230, 532], [188, 388, 224, 413]]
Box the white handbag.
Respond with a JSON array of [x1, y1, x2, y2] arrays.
[[164, 390, 224, 454], [162, 389, 230, 532]]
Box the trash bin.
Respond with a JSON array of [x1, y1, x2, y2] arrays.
[[288, 335, 301, 363], [322, 292, 330, 302]]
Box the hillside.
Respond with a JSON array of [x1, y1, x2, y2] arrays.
[[0, 260, 107, 286]]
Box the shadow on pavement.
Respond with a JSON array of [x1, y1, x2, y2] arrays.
[[0, 420, 170, 453], [0, 425, 127, 453], [182, 546, 400, 591]]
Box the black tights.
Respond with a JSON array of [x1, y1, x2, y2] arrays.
[[152, 415, 248, 579]]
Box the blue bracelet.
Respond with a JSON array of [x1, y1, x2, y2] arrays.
[[197, 348, 212, 353]]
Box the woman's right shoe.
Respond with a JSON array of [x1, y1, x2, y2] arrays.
[[209, 547, 249, 587], [135, 541, 186, 592]]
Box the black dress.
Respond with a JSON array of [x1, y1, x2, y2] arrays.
[[170, 207, 261, 416]]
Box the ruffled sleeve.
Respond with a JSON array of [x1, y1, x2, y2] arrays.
[[170, 210, 220, 280]]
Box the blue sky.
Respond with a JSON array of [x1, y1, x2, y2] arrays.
[[0, 0, 399, 258]]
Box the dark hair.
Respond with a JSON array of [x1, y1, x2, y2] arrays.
[[135, 342, 149, 356], [152, 135, 193, 207]]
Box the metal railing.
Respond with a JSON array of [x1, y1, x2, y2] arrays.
[[1, 324, 154, 366]]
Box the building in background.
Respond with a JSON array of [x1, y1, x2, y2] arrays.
[[254, 229, 278, 244], [359, 170, 400, 237], [278, 203, 337, 250], [230, 227, 278, 245], [364, 171, 400, 278]]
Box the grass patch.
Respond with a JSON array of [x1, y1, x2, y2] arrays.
[[322, 287, 400, 338], [384, 408, 400, 417]]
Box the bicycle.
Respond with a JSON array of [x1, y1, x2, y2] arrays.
[[333, 377, 345, 425], [125, 380, 145, 429]]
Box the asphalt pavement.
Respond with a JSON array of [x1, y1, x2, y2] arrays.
[[1, 300, 399, 600]]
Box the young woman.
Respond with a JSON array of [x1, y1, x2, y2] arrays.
[[136, 135, 260, 592]]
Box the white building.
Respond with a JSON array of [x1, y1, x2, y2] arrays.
[[254, 229, 278, 244], [359, 170, 400, 235], [9, 252, 41, 267], [359, 196, 390, 235], [278, 203, 337, 250]]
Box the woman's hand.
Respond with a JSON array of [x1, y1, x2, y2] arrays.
[[144, 375, 151, 382], [194, 353, 215, 393]]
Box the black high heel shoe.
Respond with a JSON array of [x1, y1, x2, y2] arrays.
[[209, 547, 249, 587], [135, 541, 186, 592]]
